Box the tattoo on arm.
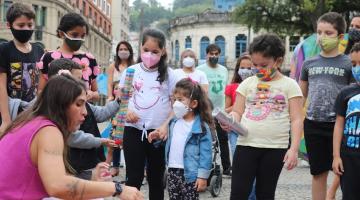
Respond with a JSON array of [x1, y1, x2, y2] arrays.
[[43, 149, 62, 156], [66, 180, 82, 199]]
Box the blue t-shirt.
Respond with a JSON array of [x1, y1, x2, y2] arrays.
[[335, 83, 360, 155]]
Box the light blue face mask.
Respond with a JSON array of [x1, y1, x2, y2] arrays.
[[352, 65, 360, 82]]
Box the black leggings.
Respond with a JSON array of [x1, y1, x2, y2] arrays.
[[123, 126, 165, 200], [215, 120, 231, 171], [230, 146, 286, 200]]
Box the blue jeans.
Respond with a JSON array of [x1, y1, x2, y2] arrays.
[[228, 131, 238, 157]]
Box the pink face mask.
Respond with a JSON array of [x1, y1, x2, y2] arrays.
[[141, 52, 161, 69]]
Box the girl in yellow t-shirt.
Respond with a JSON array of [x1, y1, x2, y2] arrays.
[[222, 34, 303, 200]]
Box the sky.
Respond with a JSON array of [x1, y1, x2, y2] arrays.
[[129, 0, 174, 9]]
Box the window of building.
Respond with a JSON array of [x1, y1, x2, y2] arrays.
[[171, 42, 174, 61], [215, 35, 226, 65], [185, 36, 191, 49], [76, 0, 80, 8], [2, 1, 12, 22], [200, 36, 210, 60], [102, 0, 106, 12], [93, 0, 97, 5], [235, 34, 247, 58], [100, 17, 102, 28], [89, 7, 92, 19], [40, 7, 46, 26], [94, 12, 98, 23], [175, 40, 180, 62], [82, 2, 86, 15], [106, 3, 110, 16], [289, 36, 300, 52]]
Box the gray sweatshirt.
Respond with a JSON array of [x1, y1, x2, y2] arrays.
[[8, 97, 119, 149]]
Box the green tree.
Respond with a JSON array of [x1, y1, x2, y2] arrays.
[[129, 0, 171, 31], [232, 0, 360, 35]]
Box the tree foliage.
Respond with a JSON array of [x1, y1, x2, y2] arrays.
[[130, 0, 214, 32], [232, 0, 360, 35]]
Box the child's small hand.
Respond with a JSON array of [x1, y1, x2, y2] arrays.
[[332, 156, 344, 176], [92, 162, 112, 181], [148, 130, 160, 143], [195, 178, 207, 192], [101, 138, 117, 148], [283, 148, 298, 170], [126, 110, 140, 123]]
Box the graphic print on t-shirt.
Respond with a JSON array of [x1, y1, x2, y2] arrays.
[[344, 94, 360, 149], [133, 76, 162, 110], [10, 62, 39, 101], [246, 83, 286, 121]]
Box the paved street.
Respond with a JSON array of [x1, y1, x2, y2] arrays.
[[111, 165, 342, 200], [99, 123, 342, 200]]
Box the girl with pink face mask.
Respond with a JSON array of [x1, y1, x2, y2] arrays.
[[117, 28, 178, 200]]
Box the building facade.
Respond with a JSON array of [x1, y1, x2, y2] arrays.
[[214, 0, 244, 12], [169, 9, 253, 68], [0, 0, 112, 67], [110, 0, 130, 64], [169, 9, 298, 71]]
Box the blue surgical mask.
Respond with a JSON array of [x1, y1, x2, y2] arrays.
[[352, 65, 360, 82]]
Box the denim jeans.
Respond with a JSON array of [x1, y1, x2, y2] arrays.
[[228, 131, 238, 157]]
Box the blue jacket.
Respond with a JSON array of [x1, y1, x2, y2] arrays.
[[165, 115, 213, 183]]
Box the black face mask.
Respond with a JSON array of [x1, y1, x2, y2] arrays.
[[64, 33, 84, 51], [209, 56, 219, 65], [10, 28, 33, 43], [349, 28, 360, 42]]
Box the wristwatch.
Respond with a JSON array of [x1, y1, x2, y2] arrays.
[[112, 181, 123, 197]]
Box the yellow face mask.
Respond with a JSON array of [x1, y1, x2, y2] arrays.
[[318, 36, 339, 52]]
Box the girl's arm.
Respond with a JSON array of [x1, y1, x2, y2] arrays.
[[230, 92, 246, 123], [88, 80, 100, 101], [37, 72, 47, 95], [35, 126, 142, 199], [225, 95, 232, 113], [89, 100, 120, 122], [284, 96, 303, 170], [107, 64, 115, 100], [333, 115, 345, 175], [197, 126, 213, 179], [299, 80, 308, 107]]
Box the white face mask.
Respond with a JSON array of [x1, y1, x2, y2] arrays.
[[173, 100, 191, 119], [238, 68, 254, 80], [182, 57, 195, 68]]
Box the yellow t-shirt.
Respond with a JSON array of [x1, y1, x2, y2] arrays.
[[236, 76, 303, 148]]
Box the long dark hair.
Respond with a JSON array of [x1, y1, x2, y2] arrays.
[[0, 75, 86, 173], [114, 41, 134, 70], [174, 78, 214, 130], [231, 54, 252, 84], [139, 28, 168, 84]]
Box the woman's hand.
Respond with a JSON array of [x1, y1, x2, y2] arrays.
[[126, 110, 139, 123], [283, 148, 298, 170], [332, 156, 344, 176], [119, 185, 144, 200], [195, 178, 207, 192]]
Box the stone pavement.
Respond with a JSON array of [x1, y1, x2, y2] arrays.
[[110, 165, 342, 200], [99, 123, 342, 200]]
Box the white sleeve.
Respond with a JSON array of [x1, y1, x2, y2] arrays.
[[198, 70, 209, 85]]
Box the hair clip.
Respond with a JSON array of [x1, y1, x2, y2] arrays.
[[188, 77, 199, 85], [58, 69, 71, 76]]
